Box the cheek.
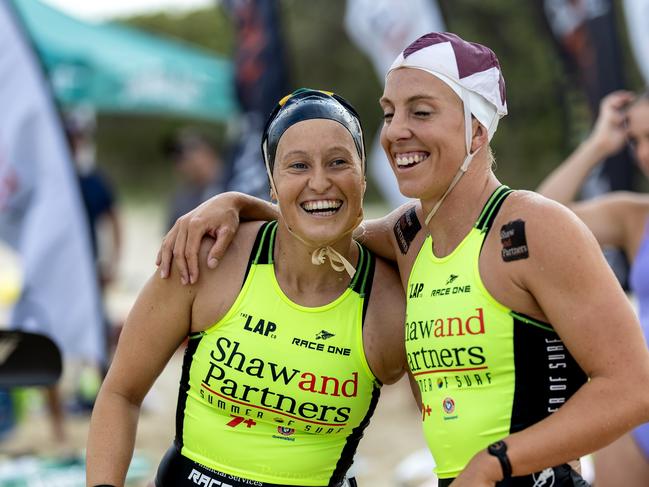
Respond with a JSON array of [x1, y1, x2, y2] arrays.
[[346, 175, 366, 207], [379, 124, 390, 150], [635, 141, 649, 170], [272, 176, 298, 205]]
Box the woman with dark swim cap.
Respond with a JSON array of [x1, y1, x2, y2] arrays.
[[86, 89, 407, 487], [157, 32, 649, 487]]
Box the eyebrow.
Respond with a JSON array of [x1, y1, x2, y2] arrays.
[[280, 145, 354, 159], [380, 94, 439, 105], [279, 149, 310, 159]]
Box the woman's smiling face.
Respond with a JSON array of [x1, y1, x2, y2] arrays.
[[272, 118, 365, 246], [380, 67, 467, 202]]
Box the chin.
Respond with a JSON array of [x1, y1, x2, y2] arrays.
[[396, 180, 428, 200], [288, 222, 347, 246]]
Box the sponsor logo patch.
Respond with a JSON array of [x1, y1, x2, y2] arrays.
[[277, 426, 295, 436], [442, 397, 455, 414]]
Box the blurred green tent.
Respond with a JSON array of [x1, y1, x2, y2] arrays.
[[11, 0, 239, 122]]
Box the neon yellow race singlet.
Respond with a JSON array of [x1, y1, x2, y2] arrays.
[[176, 221, 380, 486], [405, 186, 587, 480]]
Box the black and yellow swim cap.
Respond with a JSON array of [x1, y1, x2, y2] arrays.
[[261, 88, 365, 173]]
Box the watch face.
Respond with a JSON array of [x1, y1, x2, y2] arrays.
[[489, 440, 506, 454]]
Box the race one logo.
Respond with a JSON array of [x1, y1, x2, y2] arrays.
[[315, 330, 335, 340], [446, 274, 459, 285], [442, 397, 455, 414], [277, 426, 295, 436]]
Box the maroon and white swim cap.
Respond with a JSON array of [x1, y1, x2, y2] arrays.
[[388, 32, 507, 140]]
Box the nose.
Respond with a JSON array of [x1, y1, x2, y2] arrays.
[[308, 165, 332, 193], [382, 110, 412, 144]]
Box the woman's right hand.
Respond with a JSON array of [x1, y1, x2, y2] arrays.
[[156, 192, 242, 285], [588, 90, 636, 159]]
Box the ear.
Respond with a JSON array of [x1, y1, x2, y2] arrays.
[[471, 119, 488, 153]]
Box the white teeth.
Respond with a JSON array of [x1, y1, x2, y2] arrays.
[[395, 153, 427, 167], [302, 200, 342, 211]]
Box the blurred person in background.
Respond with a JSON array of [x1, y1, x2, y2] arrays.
[[64, 106, 121, 404], [157, 33, 649, 486], [164, 129, 227, 231], [87, 89, 406, 487], [537, 89, 649, 487]]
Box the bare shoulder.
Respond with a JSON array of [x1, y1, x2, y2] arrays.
[[363, 255, 407, 385], [493, 190, 596, 262], [192, 221, 266, 331], [497, 190, 585, 234], [480, 190, 600, 320], [197, 220, 266, 274]]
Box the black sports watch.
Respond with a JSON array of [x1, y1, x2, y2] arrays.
[[487, 440, 512, 479]]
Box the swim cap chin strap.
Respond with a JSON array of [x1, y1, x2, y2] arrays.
[[424, 87, 497, 227]]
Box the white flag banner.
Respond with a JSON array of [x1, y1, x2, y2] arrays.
[[623, 0, 649, 85], [344, 0, 445, 80], [0, 1, 104, 364], [344, 0, 445, 208]]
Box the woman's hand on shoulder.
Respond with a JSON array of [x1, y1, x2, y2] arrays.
[[156, 192, 249, 284]]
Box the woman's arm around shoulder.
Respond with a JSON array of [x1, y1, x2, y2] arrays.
[[157, 192, 278, 284], [358, 201, 427, 286], [362, 256, 407, 386], [190, 221, 266, 330]]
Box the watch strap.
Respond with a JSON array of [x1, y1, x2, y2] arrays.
[[488, 440, 512, 479]]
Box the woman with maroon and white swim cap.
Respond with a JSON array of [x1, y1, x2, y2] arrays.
[[157, 32, 649, 487]]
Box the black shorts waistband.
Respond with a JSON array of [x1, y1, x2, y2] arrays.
[[438, 462, 590, 487], [155, 445, 354, 487]]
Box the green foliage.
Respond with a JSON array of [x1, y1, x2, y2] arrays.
[[118, 8, 234, 55]]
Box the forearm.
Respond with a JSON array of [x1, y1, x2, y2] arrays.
[[354, 218, 396, 261], [536, 139, 609, 205], [503, 377, 648, 477], [229, 192, 279, 222], [86, 388, 141, 486], [354, 200, 421, 263]]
